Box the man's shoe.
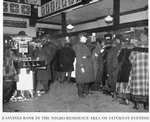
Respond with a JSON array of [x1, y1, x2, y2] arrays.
[[112, 92, 117, 98], [79, 94, 85, 98], [144, 102, 149, 110], [119, 101, 129, 105], [133, 101, 139, 110]]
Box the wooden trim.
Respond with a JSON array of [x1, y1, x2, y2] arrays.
[[73, 6, 148, 25], [56, 19, 148, 37], [3, 13, 30, 19], [120, 6, 148, 16], [37, 2, 82, 20], [36, 21, 62, 26], [4, 6, 148, 26]]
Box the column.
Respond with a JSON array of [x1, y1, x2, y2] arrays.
[[61, 12, 67, 35], [113, 0, 120, 26]]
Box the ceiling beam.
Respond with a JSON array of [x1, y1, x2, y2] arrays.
[[73, 6, 148, 26], [54, 19, 148, 37]]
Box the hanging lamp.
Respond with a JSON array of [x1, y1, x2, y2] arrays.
[[67, 19, 74, 30], [105, 8, 113, 22]]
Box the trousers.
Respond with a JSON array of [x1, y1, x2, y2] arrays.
[[77, 83, 90, 97]]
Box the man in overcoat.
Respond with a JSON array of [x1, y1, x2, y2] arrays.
[[60, 43, 75, 83], [73, 34, 94, 98], [36, 42, 53, 92], [107, 34, 122, 98]]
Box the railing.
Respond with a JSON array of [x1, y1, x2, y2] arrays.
[[3, 1, 31, 16]]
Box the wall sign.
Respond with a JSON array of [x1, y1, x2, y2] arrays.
[[40, 0, 82, 17], [3, 1, 31, 16], [19, 41, 28, 53], [3, 20, 27, 28]]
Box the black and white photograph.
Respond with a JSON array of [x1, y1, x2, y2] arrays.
[[1, 0, 149, 122]]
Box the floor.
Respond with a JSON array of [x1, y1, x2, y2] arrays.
[[3, 81, 149, 112]]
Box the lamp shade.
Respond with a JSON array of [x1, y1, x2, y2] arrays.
[[67, 24, 74, 30], [105, 15, 113, 22]]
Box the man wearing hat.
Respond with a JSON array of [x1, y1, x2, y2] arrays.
[[73, 33, 94, 98], [106, 34, 122, 98]]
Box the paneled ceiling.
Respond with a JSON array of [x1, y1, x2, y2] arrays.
[[37, 0, 148, 25]]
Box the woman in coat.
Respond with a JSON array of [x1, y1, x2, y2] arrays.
[[129, 31, 149, 110], [73, 34, 94, 98], [116, 42, 133, 105]]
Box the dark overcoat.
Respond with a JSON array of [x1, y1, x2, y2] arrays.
[[37, 45, 53, 81], [53, 49, 62, 71], [107, 44, 121, 91], [73, 42, 94, 84], [60, 47, 75, 72]]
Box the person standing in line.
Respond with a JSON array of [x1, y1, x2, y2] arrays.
[[36, 41, 53, 93], [3, 46, 18, 102], [60, 43, 75, 83], [52, 46, 62, 82], [116, 38, 133, 105], [90, 39, 103, 91], [91, 40, 102, 81], [129, 29, 149, 110], [106, 34, 122, 98], [100, 40, 112, 92], [73, 34, 94, 98]]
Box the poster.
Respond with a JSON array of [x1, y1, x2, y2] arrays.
[[18, 41, 28, 53]]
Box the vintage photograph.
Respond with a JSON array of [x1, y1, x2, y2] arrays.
[[2, 0, 149, 119]]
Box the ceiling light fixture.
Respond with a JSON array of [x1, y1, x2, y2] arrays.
[[67, 24, 74, 30], [67, 19, 74, 30], [105, 8, 113, 22]]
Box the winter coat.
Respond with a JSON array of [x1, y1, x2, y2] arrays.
[[129, 45, 149, 97], [95, 53, 104, 83], [53, 49, 62, 71], [73, 42, 94, 84], [37, 45, 53, 81], [60, 47, 75, 72], [106, 44, 121, 91], [91, 42, 101, 79]]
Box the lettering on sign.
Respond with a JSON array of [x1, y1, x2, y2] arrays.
[[3, 20, 27, 28], [19, 41, 28, 53]]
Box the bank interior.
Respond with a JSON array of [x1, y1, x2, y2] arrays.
[[3, 0, 148, 103]]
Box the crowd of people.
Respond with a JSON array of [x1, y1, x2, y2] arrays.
[[3, 28, 149, 111]]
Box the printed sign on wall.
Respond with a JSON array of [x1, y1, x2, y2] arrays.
[[3, 20, 27, 28], [19, 41, 28, 53]]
